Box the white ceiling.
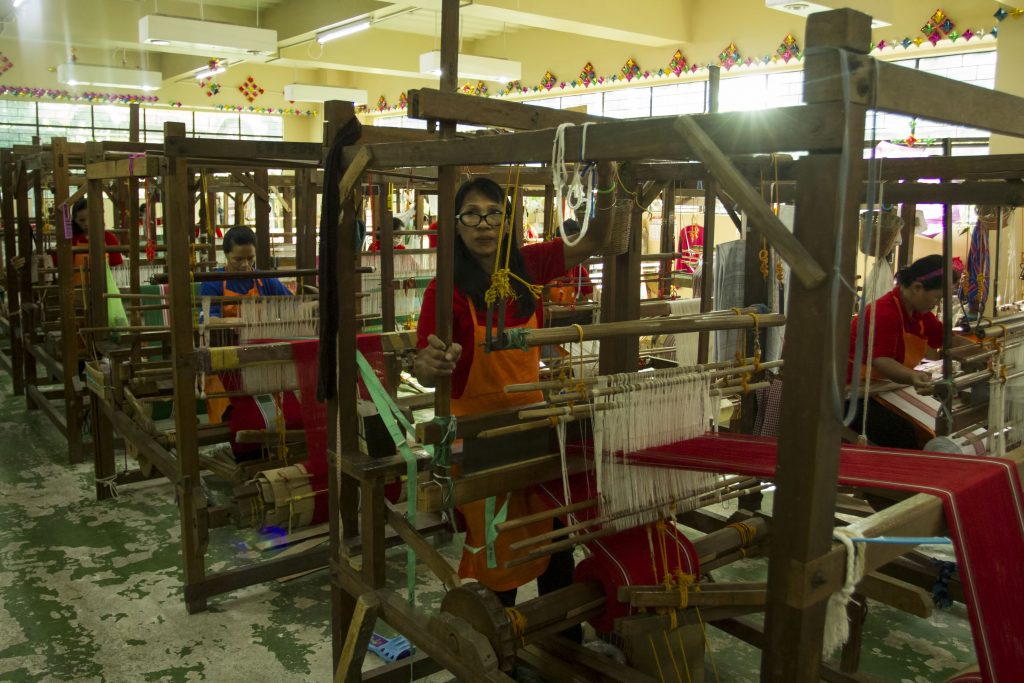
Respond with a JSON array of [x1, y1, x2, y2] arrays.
[[373, 7, 526, 42], [168, 0, 285, 9]]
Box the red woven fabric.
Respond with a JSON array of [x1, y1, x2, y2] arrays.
[[621, 433, 1024, 683], [292, 339, 328, 523]]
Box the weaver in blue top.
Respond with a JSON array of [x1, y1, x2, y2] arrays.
[[201, 226, 291, 319]]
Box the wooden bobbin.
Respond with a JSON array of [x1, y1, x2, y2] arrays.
[[248, 464, 316, 530]]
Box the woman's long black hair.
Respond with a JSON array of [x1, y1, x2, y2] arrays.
[[453, 177, 536, 319], [896, 254, 944, 291]]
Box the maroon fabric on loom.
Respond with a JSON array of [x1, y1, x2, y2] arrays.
[[613, 433, 1024, 682]]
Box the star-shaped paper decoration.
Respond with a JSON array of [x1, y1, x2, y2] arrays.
[[0, 53, 13, 77], [397, 91, 408, 109], [540, 71, 557, 90], [376, 95, 388, 111], [620, 58, 640, 81], [669, 50, 686, 76], [238, 75, 265, 103], [718, 42, 741, 70], [578, 62, 597, 85], [995, 7, 1008, 21], [777, 33, 801, 63]]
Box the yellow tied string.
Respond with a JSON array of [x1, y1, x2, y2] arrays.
[[274, 393, 289, 465], [484, 165, 546, 308], [759, 237, 769, 281], [728, 521, 757, 548], [571, 323, 587, 397], [648, 635, 668, 683], [505, 607, 528, 646]]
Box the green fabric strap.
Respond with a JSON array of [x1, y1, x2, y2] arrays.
[[463, 495, 509, 569], [355, 351, 419, 605], [105, 263, 129, 330]]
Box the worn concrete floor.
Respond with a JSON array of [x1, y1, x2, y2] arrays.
[[0, 370, 979, 682]]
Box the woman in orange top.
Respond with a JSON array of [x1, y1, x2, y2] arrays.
[[414, 172, 613, 633]]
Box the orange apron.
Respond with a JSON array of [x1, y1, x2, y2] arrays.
[[860, 303, 929, 381], [204, 279, 261, 423], [450, 301, 553, 592]]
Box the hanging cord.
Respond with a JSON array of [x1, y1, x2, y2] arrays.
[[823, 527, 865, 656], [821, 49, 882, 427], [857, 171, 887, 444], [483, 165, 544, 309], [552, 122, 595, 247]]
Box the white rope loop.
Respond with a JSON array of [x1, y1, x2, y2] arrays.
[[552, 122, 595, 247]]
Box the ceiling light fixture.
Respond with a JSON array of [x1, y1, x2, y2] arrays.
[[316, 20, 371, 44], [284, 83, 368, 104], [57, 63, 162, 92], [194, 62, 228, 80], [139, 15, 278, 58], [13, 0, 28, 7], [418, 51, 522, 82], [764, 0, 891, 28]]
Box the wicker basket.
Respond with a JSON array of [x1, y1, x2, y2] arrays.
[[858, 210, 903, 257], [597, 204, 631, 256]]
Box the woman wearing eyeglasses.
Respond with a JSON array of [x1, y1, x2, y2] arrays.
[[414, 171, 614, 630]]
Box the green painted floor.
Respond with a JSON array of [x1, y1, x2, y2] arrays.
[[0, 371, 978, 682]]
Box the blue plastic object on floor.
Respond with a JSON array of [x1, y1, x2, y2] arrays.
[[369, 633, 415, 663]]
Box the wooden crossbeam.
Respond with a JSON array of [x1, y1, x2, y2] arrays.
[[342, 104, 847, 169], [408, 87, 608, 130]]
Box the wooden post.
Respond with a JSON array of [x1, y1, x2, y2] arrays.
[[51, 139, 84, 463], [377, 189, 396, 331], [658, 182, 675, 297], [163, 121, 209, 614], [323, 99, 360, 671], [129, 103, 140, 143], [84, 142, 118, 498], [433, 0, 460, 416], [897, 201, 916, 270], [0, 151, 25, 396], [697, 65, 720, 364], [938, 138, 954, 436], [254, 168, 272, 268], [233, 192, 244, 225], [282, 185, 294, 249], [599, 180, 642, 374], [761, 10, 871, 682], [15, 162, 37, 406], [32, 166, 44, 253], [542, 183, 555, 241]]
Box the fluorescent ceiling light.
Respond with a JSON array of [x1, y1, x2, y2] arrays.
[[316, 20, 371, 44], [13, 0, 27, 7], [764, 1, 890, 28], [284, 83, 368, 104], [57, 63, 162, 92], [139, 14, 278, 57], [194, 63, 228, 80], [418, 51, 522, 82]]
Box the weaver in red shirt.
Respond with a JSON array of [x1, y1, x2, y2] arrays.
[[71, 198, 124, 268], [413, 172, 615, 631], [847, 254, 971, 448]]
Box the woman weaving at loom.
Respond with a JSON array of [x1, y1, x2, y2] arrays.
[[847, 254, 971, 448], [414, 170, 614, 626]]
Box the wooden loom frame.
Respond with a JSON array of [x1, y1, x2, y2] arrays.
[[324, 8, 1024, 683]]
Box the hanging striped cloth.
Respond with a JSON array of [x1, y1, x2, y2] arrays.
[[965, 222, 990, 315]]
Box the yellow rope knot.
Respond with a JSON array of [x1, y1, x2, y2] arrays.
[[505, 607, 528, 646]]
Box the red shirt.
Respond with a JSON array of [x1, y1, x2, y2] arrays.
[[369, 240, 406, 252], [549, 263, 594, 297], [427, 221, 438, 249], [417, 240, 568, 399], [72, 231, 124, 267], [847, 286, 943, 381]]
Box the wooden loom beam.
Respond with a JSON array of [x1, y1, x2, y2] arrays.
[[0, 150, 25, 396], [51, 140, 86, 464], [762, 10, 871, 682]]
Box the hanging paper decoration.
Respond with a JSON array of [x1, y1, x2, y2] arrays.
[[620, 58, 640, 81], [198, 77, 221, 97], [889, 118, 937, 148], [503, 79, 522, 95], [238, 75, 265, 103], [0, 53, 13, 77], [776, 33, 801, 63], [718, 42, 741, 70], [397, 91, 408, 109], [376, 95, 388, 111], [921, 9, 955, 45], [669, 50, 687, 76], [214, 103, 315, 117], [540, 70, 557, 90], [461, 80, 487, 96], [0, 85, 158, 103], [578, 62, 597, 86]]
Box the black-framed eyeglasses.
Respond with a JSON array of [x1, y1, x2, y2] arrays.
[[456, 210, 505, 228]]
